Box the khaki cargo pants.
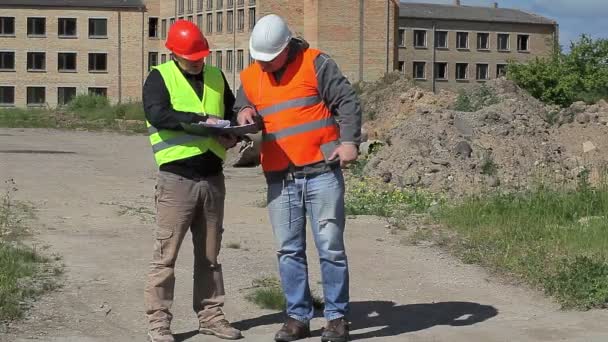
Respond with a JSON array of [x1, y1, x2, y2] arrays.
[[144, 171, 226, 330]]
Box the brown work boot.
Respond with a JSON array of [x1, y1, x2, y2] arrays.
[[274, 317, 311, 342], [199, 319, 243, 340], [147, 327, 174, 342], [321, 317, 349, 342]]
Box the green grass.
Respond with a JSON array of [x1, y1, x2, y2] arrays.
[[0, 95, 146, 133], [245, 276, 324, 311], [436, 184, 608, 309], [345, 178, 441, 217], [0, 179, 63, 320]]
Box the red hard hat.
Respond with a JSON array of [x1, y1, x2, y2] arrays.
[[165, 20, 210, 61]]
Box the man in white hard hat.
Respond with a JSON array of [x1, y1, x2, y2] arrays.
[[234, 14, 362, 342]]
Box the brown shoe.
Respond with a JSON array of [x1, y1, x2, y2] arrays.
[[274, 317, 311, 342], [199, 319, 243, 340], [147, 327, 175, 342], [321, 318, 349, 342]]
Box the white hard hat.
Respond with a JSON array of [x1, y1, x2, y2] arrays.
[[249, 14, 292, 62]]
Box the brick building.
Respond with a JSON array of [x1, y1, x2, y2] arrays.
[[0, 0, 558, 107], [398, 1, 558, 91], [0, 0, 147, 108]]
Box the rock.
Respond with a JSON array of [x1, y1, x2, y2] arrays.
[[453, 141, 473, 158], [598, 99, 608, 108], [570, 101, 587, 113], [381, 172, 392, 183], [359, 140, 383, 157], [576, 113, 591, 124], [360, 128, 369, 143], [399, 93, 409, 103], [404, 172, 421, 186], [229, 134, 261, 167], [586, 105, 599, 114], [431, 159, 450, 166], [487, 176, 500, 187], [583, 141, 597, 153], [500, 112, 515, 123], [453, 115, 474, 137]]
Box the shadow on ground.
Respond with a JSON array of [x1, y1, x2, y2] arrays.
[[168, 300, 498, 341]]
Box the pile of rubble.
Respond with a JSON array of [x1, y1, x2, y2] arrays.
[[362, 78, 608, 197]]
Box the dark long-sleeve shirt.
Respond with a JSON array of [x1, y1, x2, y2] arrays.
[[143, 61, 235, 179], [234, 38, 363, 177]]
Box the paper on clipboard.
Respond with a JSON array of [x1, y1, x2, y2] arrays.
[[181, 122, 259, 137]]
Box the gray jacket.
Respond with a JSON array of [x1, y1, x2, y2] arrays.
[[233, 38, 363, 177]]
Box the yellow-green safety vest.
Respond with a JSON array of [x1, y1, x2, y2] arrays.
[[147, 60, 226, 166]]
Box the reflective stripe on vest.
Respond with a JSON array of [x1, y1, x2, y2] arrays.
[[147, 61, 226, 167], [240, 48, 340, 172]]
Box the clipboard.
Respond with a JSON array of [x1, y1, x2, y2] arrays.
[[180, 122, 260, 137]]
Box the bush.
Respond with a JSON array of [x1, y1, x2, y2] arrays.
[[507, 35, 608, 107], [453, 84, 499, 112], [67, 94, 110, 112]]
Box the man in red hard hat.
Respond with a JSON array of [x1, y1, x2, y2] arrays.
[[142, 20, 241, 342]]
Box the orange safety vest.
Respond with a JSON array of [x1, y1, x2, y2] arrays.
[[240, 48, 340, 172]]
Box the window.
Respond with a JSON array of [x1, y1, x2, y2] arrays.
[[161, 19, 167, 39], [226, 50, 233, 72], [237, 49, 244, 71], [27, 17, 46, 36], [88, 53, 107, 72], [518, 34, 530, 51], [477, 33, 489, 50], [227, 0, 234, 7], [148, 52, 158, 70], [206, 13, 213, 33], [497, 64, 507, 78], [27, 52, 45, 71], [58, 18, 77, 37], [149, 17, 159, 38], [227, 10, 233, 32], [0, 86, 14, 106], [497, 34, 509, 51], [434, 62, 447, 80], [197, 15, 203, 29], [0, 52, 15, 70], [216, 51, 222, 69], [237, 9, 245, 31], [161, 54, 167, 64], [217, 0, 223, 9], [398, 29, 405, 47], [206, 52, 212, 65], [58, 53, 77, 71], [413, 61, 425, 79], [476, 64, 489, 80], [248, 7, 255, 30], [0, 17, 15, 36], [249, 53, 253, 66], [249, 0, 255, 5], [188, 16, 193, 23], [456, 63, 468, 80], [414, 30, 426, 48], [456, 32, 468, 49], [216, 12, 223, 32], [178, 0, 185, 14], [207, 0, 213, 10], [88, 88, 107, 97], [187, 0, 193, 13], [57, 87, 76, 106], [435, 31, 447, 48], [170, 17, 175, 28], [27, 87, 45, 106], [197, 0, 204, 11], [237, 0, 244, 7], [398, 61, 404, 72], [89, 18, 107, 38]]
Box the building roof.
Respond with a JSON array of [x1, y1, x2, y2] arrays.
[[0, 0, 144, 9], [399, 2, 556, 25]]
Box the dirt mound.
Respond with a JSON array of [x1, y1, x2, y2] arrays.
[[361, 77, 608, 197]]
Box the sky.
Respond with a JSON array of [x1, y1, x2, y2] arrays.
[[400, 0, 608, 51]]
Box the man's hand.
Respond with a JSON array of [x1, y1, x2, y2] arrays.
[[329, 143, 358, 168], [217, 134, 237, 149], [237, 107, 257, 125], [205, 116, 219, 124]]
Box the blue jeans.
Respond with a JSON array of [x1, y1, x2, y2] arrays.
[[267, 168, 349, 323]]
